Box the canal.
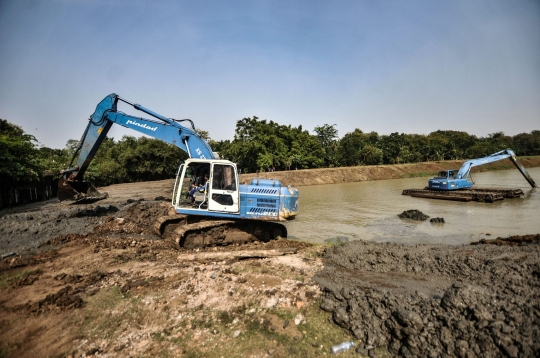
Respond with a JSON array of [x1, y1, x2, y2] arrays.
[[286, 167, 540, 245]]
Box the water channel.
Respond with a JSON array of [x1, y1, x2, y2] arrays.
[[285, 167, 540, 245]]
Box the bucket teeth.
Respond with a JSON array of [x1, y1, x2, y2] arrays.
[[57, 178, 108, 204]]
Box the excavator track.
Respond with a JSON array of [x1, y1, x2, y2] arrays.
[[155, 215, 287, 249], [402, 187, 524, 203]]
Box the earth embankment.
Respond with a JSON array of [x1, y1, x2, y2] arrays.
[[240, 156, 540, 187]]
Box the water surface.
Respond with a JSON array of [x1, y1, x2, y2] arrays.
[[286, 167, 540, 245]]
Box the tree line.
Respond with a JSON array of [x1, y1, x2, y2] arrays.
[[1, 117, 539, 188], [212, 118, 540, 173]]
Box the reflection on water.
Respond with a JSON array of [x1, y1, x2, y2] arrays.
[[285, 167, 540, 245]]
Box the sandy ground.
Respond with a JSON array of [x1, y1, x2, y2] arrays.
[[1, 176, 539, 357]]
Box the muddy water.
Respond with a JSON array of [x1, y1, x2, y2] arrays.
[[286, 167, 540, 245]]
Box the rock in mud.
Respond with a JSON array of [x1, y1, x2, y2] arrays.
[[398, 209, 429, 221], [430, 217, 445, 223]]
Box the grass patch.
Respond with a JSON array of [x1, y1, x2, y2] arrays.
[[171, 300, 364, 357], [0, 269, 41, 289], [71, 286, 131, 340], [266, 308, 295, 321]]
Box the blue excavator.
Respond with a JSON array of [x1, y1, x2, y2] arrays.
[[58, 94, 299, 248], [427, 149, 537, 190]]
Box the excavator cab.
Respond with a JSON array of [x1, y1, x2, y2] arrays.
[[173, 159, 240, 213]]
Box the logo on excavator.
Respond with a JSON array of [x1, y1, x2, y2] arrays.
[[195, 148, 206, 159], [126, 120, 157, 131]]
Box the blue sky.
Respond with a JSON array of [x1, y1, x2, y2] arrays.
[[1, 0, 539, 149]]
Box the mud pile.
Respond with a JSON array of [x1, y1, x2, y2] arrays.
[[398, 209, 429, 221], [94, 201, 171, 236], [471, 234, 540, 246], [314, 239, 540, 357]]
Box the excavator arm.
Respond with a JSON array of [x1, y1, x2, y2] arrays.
[[429, 149, 537, 190], [456, 149, 537, 187], [58, 93, 216, 203]]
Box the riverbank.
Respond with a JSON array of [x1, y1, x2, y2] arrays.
[[240, 156, 540, 187]]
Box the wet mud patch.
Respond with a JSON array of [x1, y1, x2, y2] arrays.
[[398, 209, 429, 221], [471, 233, 540, 246], [315, 239, 540, 356]]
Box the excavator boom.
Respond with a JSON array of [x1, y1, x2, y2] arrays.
[[428, 149, 537, 190], [58, 94, 215, 203]]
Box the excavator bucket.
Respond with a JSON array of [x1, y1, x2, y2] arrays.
[[57, 178, 108, 204]]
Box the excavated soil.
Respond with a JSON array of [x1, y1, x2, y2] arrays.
[[314, 238, 540, 357], [1, 173, 539, 357]]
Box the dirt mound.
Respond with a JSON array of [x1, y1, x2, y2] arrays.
[[75, 205, 119, 217], [44, 233, 87, 246], [94, 201, 170, 236], [471, 234, 540, 246], [1, 250, 60, 271], [13, 286, 85, 315], [398, 209, 429, 221], [314, 239, 540, 357]]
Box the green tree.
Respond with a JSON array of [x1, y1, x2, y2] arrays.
[[222, 117, 324, 172], [0, 119, 43, 186], [336, 129, 367, 166], [378, 132, 405, 164], [314, 124, 339, 167], [427, 130, 477, 160], [359, 145, 383, 165], [37, 147, 70, 176], [512, 131, 540, 156]]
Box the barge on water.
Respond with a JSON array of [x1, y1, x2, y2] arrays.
[[402, 187, 525, 203]]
